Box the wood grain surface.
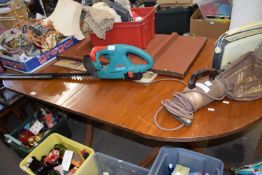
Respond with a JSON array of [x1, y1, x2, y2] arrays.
[[4, 39, 262, 142], [3, 65, 86, 106], [148, 33, 207, 78]]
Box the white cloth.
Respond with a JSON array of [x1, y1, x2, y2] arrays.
[[230, 0, 262, 29], [44, 0, 85, 40]]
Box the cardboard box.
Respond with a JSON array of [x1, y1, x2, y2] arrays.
[[190, 9, 230, 38], [0, 36, 79, 72]]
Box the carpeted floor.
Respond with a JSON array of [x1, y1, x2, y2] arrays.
[[0, 105, 261, 175]]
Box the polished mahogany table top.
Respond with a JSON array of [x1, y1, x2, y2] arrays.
[[3, 39, 262, 142]]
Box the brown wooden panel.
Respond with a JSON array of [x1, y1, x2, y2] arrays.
[[150, 33, 207, 78]]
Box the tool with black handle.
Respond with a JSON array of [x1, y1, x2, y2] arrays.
[[0, 44, 154, 81]]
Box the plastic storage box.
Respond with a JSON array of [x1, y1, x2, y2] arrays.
[[89, 7, 155, 49], [148, 147, 224, 175], [155, 5, 197, 34], [195, 0, 232, 19], [77, 152, 149, 175], [7, 111, 71, 158], [20, 133, 94, 175]]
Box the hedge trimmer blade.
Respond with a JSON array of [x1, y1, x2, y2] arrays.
[[0, 72, 92, 81]]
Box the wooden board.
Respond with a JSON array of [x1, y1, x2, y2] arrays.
[[148, 33, 207, 78]]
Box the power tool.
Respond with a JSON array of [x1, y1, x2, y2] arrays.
[[0, 44, 154, 81]]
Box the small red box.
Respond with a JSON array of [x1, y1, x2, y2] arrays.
[[89, 7, 155, 49]]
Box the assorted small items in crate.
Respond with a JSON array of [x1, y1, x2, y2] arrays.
[[168, 164, 209, 175], [195, 0, 232, 21], [0, 20, 64, 61], [234, 160, 262, 175], [0, 19, 78, 72], [26, 144, 90, 175], [5, 107, 62, 148], [82, 0, 144, 39]]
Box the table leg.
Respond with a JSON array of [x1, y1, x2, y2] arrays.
[[85, 123, 94, 147], [188, 141, 209, 153], [85, 123, 159, 167], [0, 122, 8, 134], [138, 146, 160, 167], [254, 131, 262, 160]]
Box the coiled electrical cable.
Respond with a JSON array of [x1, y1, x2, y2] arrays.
[[146, 79, 225, 131]]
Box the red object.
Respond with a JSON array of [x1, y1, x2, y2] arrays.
[[81, 149, 89, 159], [201, 4, 218, 16], [90, 46, 107, 62], [128, 72, 133, 78], [43, 113, 54, 128], [89, 7, 155, 49], [18, 129, 34, 145], [65, 167, 78, 175], [132, 11, 139, 19], [44, 149, 60, 164]]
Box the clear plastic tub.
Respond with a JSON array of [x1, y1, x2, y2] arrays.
[[195, 0, 232, 19], [77, 152, 149, 175], [148, 147, 224, 175]]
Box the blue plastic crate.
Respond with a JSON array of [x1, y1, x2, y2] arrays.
[[77, 152, 149, 175], [149, 147, 224, 175]]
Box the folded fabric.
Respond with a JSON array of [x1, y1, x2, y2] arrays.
[[114, 0, 131, 10], [82, 2, 121, 39], [103, 0, 132, 22]]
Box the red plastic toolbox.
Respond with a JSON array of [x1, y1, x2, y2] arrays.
[[89, 7, 155, 49]]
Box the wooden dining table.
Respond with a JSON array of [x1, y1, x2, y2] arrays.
[[3, 37, 262, 165]]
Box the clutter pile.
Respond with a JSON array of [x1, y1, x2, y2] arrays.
[[195, 0, 232, 21], [235, 160, 262, 175], [0, 20, 64, 62], [189, 0, 232, 38], [5, 107, 63, 149], [82, 0, 144, 39], [26, 144, 89, 175]]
